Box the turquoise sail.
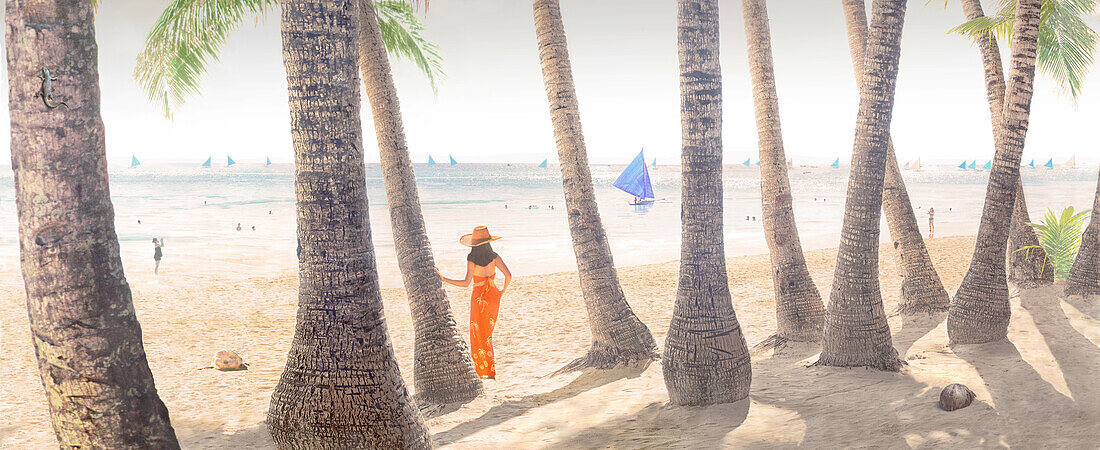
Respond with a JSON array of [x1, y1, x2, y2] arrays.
[[449, 155, 458, 166], [613, 150, 655, 202], [201, 157, 212, 167], [958, 161, 967, 169], [266, 156, 272, 166], [1028, 159, 1035, 167], [755, 160, 761, 166], [651, 158, 657, 168], [131, 155, 140, 167], [428, 155, 436, 166], [830, 158, 840, 168], [1045, 158, 1054, 168], [538, 158, 548, 168], [227, 156, 236, 166], [743, 158, 751, 166], [967, 160, 976, 169], [982, 160, 992, 170]]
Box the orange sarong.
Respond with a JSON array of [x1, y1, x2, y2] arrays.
[[469, 274, 501, 378]]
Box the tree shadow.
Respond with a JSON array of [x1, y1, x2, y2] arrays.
[[891, 310, 946, 358], [1018, 286, 1100, 408], [171, 417, 272, 449], [431, 362, 650, 446], [540, 398, 750, 448]]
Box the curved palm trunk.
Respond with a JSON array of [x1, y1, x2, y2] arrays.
[[815, 0, 907, 371], [5, 4, 180, 448], [741, 0, 825, 342], [358, 0, 482, 405], [948, 0, 1042, 345], [960, 0, 1052, 290], [533, 0, 657, 372], [267, 1, 429, 447], [1065, 167, 1100, 296], [663, 0, 752, 406], [841, 0, 949, 313]]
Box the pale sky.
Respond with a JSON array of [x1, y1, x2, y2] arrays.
[[1, 0, 1098, 166]]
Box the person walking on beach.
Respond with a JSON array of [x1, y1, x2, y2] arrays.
[[152, 238, 164, 275], [928, 207, 935, 239], [437, 226, 512, 380]]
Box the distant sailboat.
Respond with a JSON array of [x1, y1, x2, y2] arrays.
[[614, 150, 655, 206], [958, 161, 968, 169], [982, 160, 992, 170], [909, 157, 921, 171], [743, 158, 751, 167], [1064, 154, 1076, 168], [652, 158, 657, 169], [755, 160, 761, 166], [201, 157, 212, 167], [830, 158, 840, 168], [449, 155, 458, 166], [130, 156, 140, 168], [227, 156, 236, 167], [538, 158, 548, 168], [967, 160, 976, 170], [1045, 158, 1054, 168], [1028, 159, 1035, 168], [903, 160, 912, 170], [266, 156, 272, 166], [786, 158, 793, 168], [428, 155, 436, 166]]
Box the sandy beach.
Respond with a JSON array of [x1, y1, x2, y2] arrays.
[[2, 234, 1098, 448]]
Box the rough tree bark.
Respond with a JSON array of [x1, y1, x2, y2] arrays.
[[5, 2, 180, 448], [1065, 167, 1100, 296], [841, 0, 950, 314], [815, 0, 907, 371], [266, 1, 430, 448], [663, 0, 752, 406], [948, 0, 1042, 345], [533, 0, 658, 373], [741, 0, 826, 343], [358, 0, 482, 405]]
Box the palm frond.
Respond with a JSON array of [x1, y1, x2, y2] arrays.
[[134, 0, 277, 118], [374, 0, 445, 94], [1027, 206, 1091, 278]]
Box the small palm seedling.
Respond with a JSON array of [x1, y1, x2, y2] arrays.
[[1018, 206, 1091, 279]]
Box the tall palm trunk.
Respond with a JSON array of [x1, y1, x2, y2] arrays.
[[5, 3, 179, 448], [841, 0, 950, 314], [948, 0, 1042, 345], [1065, 167, 1100, 296], [959, 0, 1053, 289], [533, 0, 657, 372], [663, 0, 752, 406], [358, 0, 482, 404], [815, 0, 907, 371], [741, 0, 825, 343], [267, 1, 429, 447]]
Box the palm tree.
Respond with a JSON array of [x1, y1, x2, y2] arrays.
[[948, 0, 1043, 345], [663, 0, 752, 406], [814, 0, 907, 371], [533, 0, 658, 372], [138, 0, 481, 404], [1065, 167, 1100, 296], [740, 0, 825, 344], [958, 0, 1055, 289], [841, 0, 950, 314], [357, 0, 482, 405], [266, 1, 429, 447], [5, 2, 179, 448]]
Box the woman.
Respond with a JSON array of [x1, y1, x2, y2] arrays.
[[152, 238, 164, 275], [437, 226, 512, 379]]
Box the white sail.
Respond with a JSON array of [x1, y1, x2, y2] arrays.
[[1064, 154, 1076, 168], [912, 157, 921, 171]]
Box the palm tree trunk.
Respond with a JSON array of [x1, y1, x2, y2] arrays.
[[358, 0, 482, 405], [1065, 167, 1100, 296], [533, 0, 657, 372], [841, 0, 949, 314], [959, 0, 1053, 289], [267, 1, 429, 447], [815, 0, 907, 371], [5, 4, 180, 448], [663, 0, 752, 406], [948, 0, 1042, 345], [740, 0, 826, 343]]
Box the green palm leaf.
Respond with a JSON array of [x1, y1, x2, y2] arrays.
[[1027, 206, 1091, 278], [134, 0, 443, 118]]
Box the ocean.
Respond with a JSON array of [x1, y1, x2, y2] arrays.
[[0, 162, 1094, 289]]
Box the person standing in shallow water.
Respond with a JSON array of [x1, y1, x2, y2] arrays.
[[437, 226, 512, 380], [152, 238, 164, 275], [928, 207, 935, 239]]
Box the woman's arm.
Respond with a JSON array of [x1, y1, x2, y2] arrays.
[[495, 256, 512, 294], [437, 261, 473, 287]]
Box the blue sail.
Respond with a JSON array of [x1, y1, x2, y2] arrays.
[[613, 150, 654, 201], [830, 158, 840, 168], [538, 159, 548, 168], [449, 155, 458, 166], [958, 161, 967, 169], [266, 156, 272, 166], [201, 157, 212, 167], [982, 160, 992, 170], [1045, 158, 1054, 168], [1028, 159, 1035, 167], [428, 155, 436, 166], [743, 158, 751, 166], [651, 158, 657, 168], [755, 160, 761, 166], [227, 156, 236, 166], [131, 156, 140, 167], [967, 160, 976, 169]]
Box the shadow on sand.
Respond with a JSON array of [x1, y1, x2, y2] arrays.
[[891, 310, 947, 359], [543, 397, 750, 449]]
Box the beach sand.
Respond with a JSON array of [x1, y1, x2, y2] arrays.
[[2, 234, 1098, 448]]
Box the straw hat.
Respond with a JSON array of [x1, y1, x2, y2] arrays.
[[460, 226, 502, 247]]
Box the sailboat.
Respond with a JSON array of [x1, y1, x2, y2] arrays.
[[982, 160, 992, 170], [652, 158, 657, 169], [830, 158, 840, 168], [743, 158, 751, 167], [903, 160, 912, 170], [227, 156, 236, 167], [1045, 158, 1054, 168], [909, 158, 921, 171], [1028, 159, 1035, 168], [449, 155, 458, 166], [201, 157, 212, 167], [755, 160, 761, 166], [786, 158, 793, 168], [538, 158, 548, 168], [1064, 154, 1076, 168], [130, 156, 140, 168], [958, 160, 967, 169], [266, 156, 272, 167], [614, 150, 655, 206], [427, 155, 436, 166], [967, 160, 977, 170]]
